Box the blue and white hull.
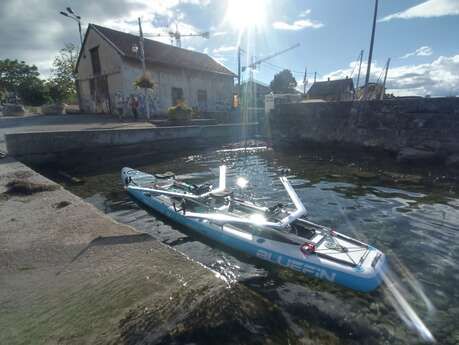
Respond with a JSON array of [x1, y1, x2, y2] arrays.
[[122, 167, 387, 292]]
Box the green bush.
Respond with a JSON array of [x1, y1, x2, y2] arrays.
[[17, 79, 49, 106], [134, 73, 154, 89], [47, 81, 68, 103], [168, 100, 192, 123]]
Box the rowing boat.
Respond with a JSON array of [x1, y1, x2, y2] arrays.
[[122, 166, 387, 292]]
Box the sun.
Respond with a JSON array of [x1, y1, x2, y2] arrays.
[[224, 0, 267, 32]]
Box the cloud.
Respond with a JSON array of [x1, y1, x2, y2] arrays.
[[213, 45, 236, 54], [273, 9, 323, 31], [0, 0, 207, 76], [212, 56, 228, 66], [323, 54, 459, 97], [273, 19, 323, 31], [212, 31, 227, 37], [299, 9, 311, 17], [380, 0, 459, 21], [401, 46, 433, 59]]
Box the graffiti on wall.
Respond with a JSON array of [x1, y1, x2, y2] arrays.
[[215, 94, 232, 112], [137, 89, 160, 115], [112, 88, 160, 118]]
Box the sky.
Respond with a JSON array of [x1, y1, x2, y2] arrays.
[[0, 0, 458, 96]]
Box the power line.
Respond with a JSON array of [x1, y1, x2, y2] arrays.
[[262, 61, 307, 75]]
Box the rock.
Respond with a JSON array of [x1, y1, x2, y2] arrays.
[[381, 171, 423, 184], [446, 154, 459, 167], [2, 103, 25, 116], [41, 103, 66, 115], [396, 147, 437, 163], [353, 171, 378, 179]]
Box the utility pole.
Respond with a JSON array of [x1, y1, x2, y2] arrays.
[[356, 49, 364, 89], [138, 17, 150, 120], [314, 72, 317, 83], [237, 46, 241, 102], [364, 0, 378, 100], [303, 67, 308, 95], [381, 57, 391, 100]]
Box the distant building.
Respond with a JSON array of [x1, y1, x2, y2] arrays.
[[265, 93, 302, 114], [240, 80, 271, 108], [306, 78, 355, 101], [75, 24, 236, 115]]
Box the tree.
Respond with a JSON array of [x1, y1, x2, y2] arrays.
[[0, 59, 49, 105], [17, 79, 49, 106], [46, 80, 68, 103], [0, 59, 40, 93], [49, 43, 78, 103], [269, 69, 297, 94]]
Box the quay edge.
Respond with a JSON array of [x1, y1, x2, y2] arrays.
[[0, 156, 293, 345]]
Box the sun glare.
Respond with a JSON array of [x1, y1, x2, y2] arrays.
[[225, 0, 267, 31]]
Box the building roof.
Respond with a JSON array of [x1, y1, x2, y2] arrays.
[[307, 78, 354, 99], [80, 24, 235, 77]]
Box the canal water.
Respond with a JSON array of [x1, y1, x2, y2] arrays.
[[51, 145, 458, 344]]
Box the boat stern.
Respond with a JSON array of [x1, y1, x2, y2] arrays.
[[357, 248, 388, 292]]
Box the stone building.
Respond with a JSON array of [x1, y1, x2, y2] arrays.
[[306, 78, 355, 102], [75, 24, 236, 116]]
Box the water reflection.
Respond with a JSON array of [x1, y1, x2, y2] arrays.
[[62, 146, 458, 344]]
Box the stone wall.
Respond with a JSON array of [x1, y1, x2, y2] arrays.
[[270, 98, 459, 165]]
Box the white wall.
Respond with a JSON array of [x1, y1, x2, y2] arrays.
[[122, 61, 234, 115], [77, 27, 234, 115], [76, 27, 124, 113]]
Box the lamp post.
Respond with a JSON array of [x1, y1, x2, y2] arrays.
[[60, 7, 84, 112], [60, 7, 83, 49]]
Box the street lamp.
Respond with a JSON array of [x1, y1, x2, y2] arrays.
[[60, 7, 83, 50]]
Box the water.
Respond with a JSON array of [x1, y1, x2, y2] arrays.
[[53, 145, 459, 344]]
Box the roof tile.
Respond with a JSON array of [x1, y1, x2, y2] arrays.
[[92, 24, 235, 77]]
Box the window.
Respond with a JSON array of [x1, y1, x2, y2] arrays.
[[89, 78, 95, 96], [197, 90, 207, 112], [171, 87, 183, 106], [90, 47, 101, 75]]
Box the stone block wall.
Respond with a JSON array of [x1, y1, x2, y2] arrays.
[[270, 98, 459, 164]]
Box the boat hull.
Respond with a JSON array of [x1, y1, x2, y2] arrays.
[[123, 168, 387, 292]]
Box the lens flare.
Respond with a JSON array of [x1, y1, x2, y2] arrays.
[[224, 0, 267, 32], [249, 213, 266, 224], [333, 195, 436, 342], [236, 176, 249, 188], [382, 269, 435, 342]]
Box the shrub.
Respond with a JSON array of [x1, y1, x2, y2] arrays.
[[47, 81, 67, 103], [17, 79, 49, 106], [168, 99, 192, 123], [134, 73, 154, 89]]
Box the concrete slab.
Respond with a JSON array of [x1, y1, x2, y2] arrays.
[[0, 114, 154, 152], [0, 157, 287, 344]]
